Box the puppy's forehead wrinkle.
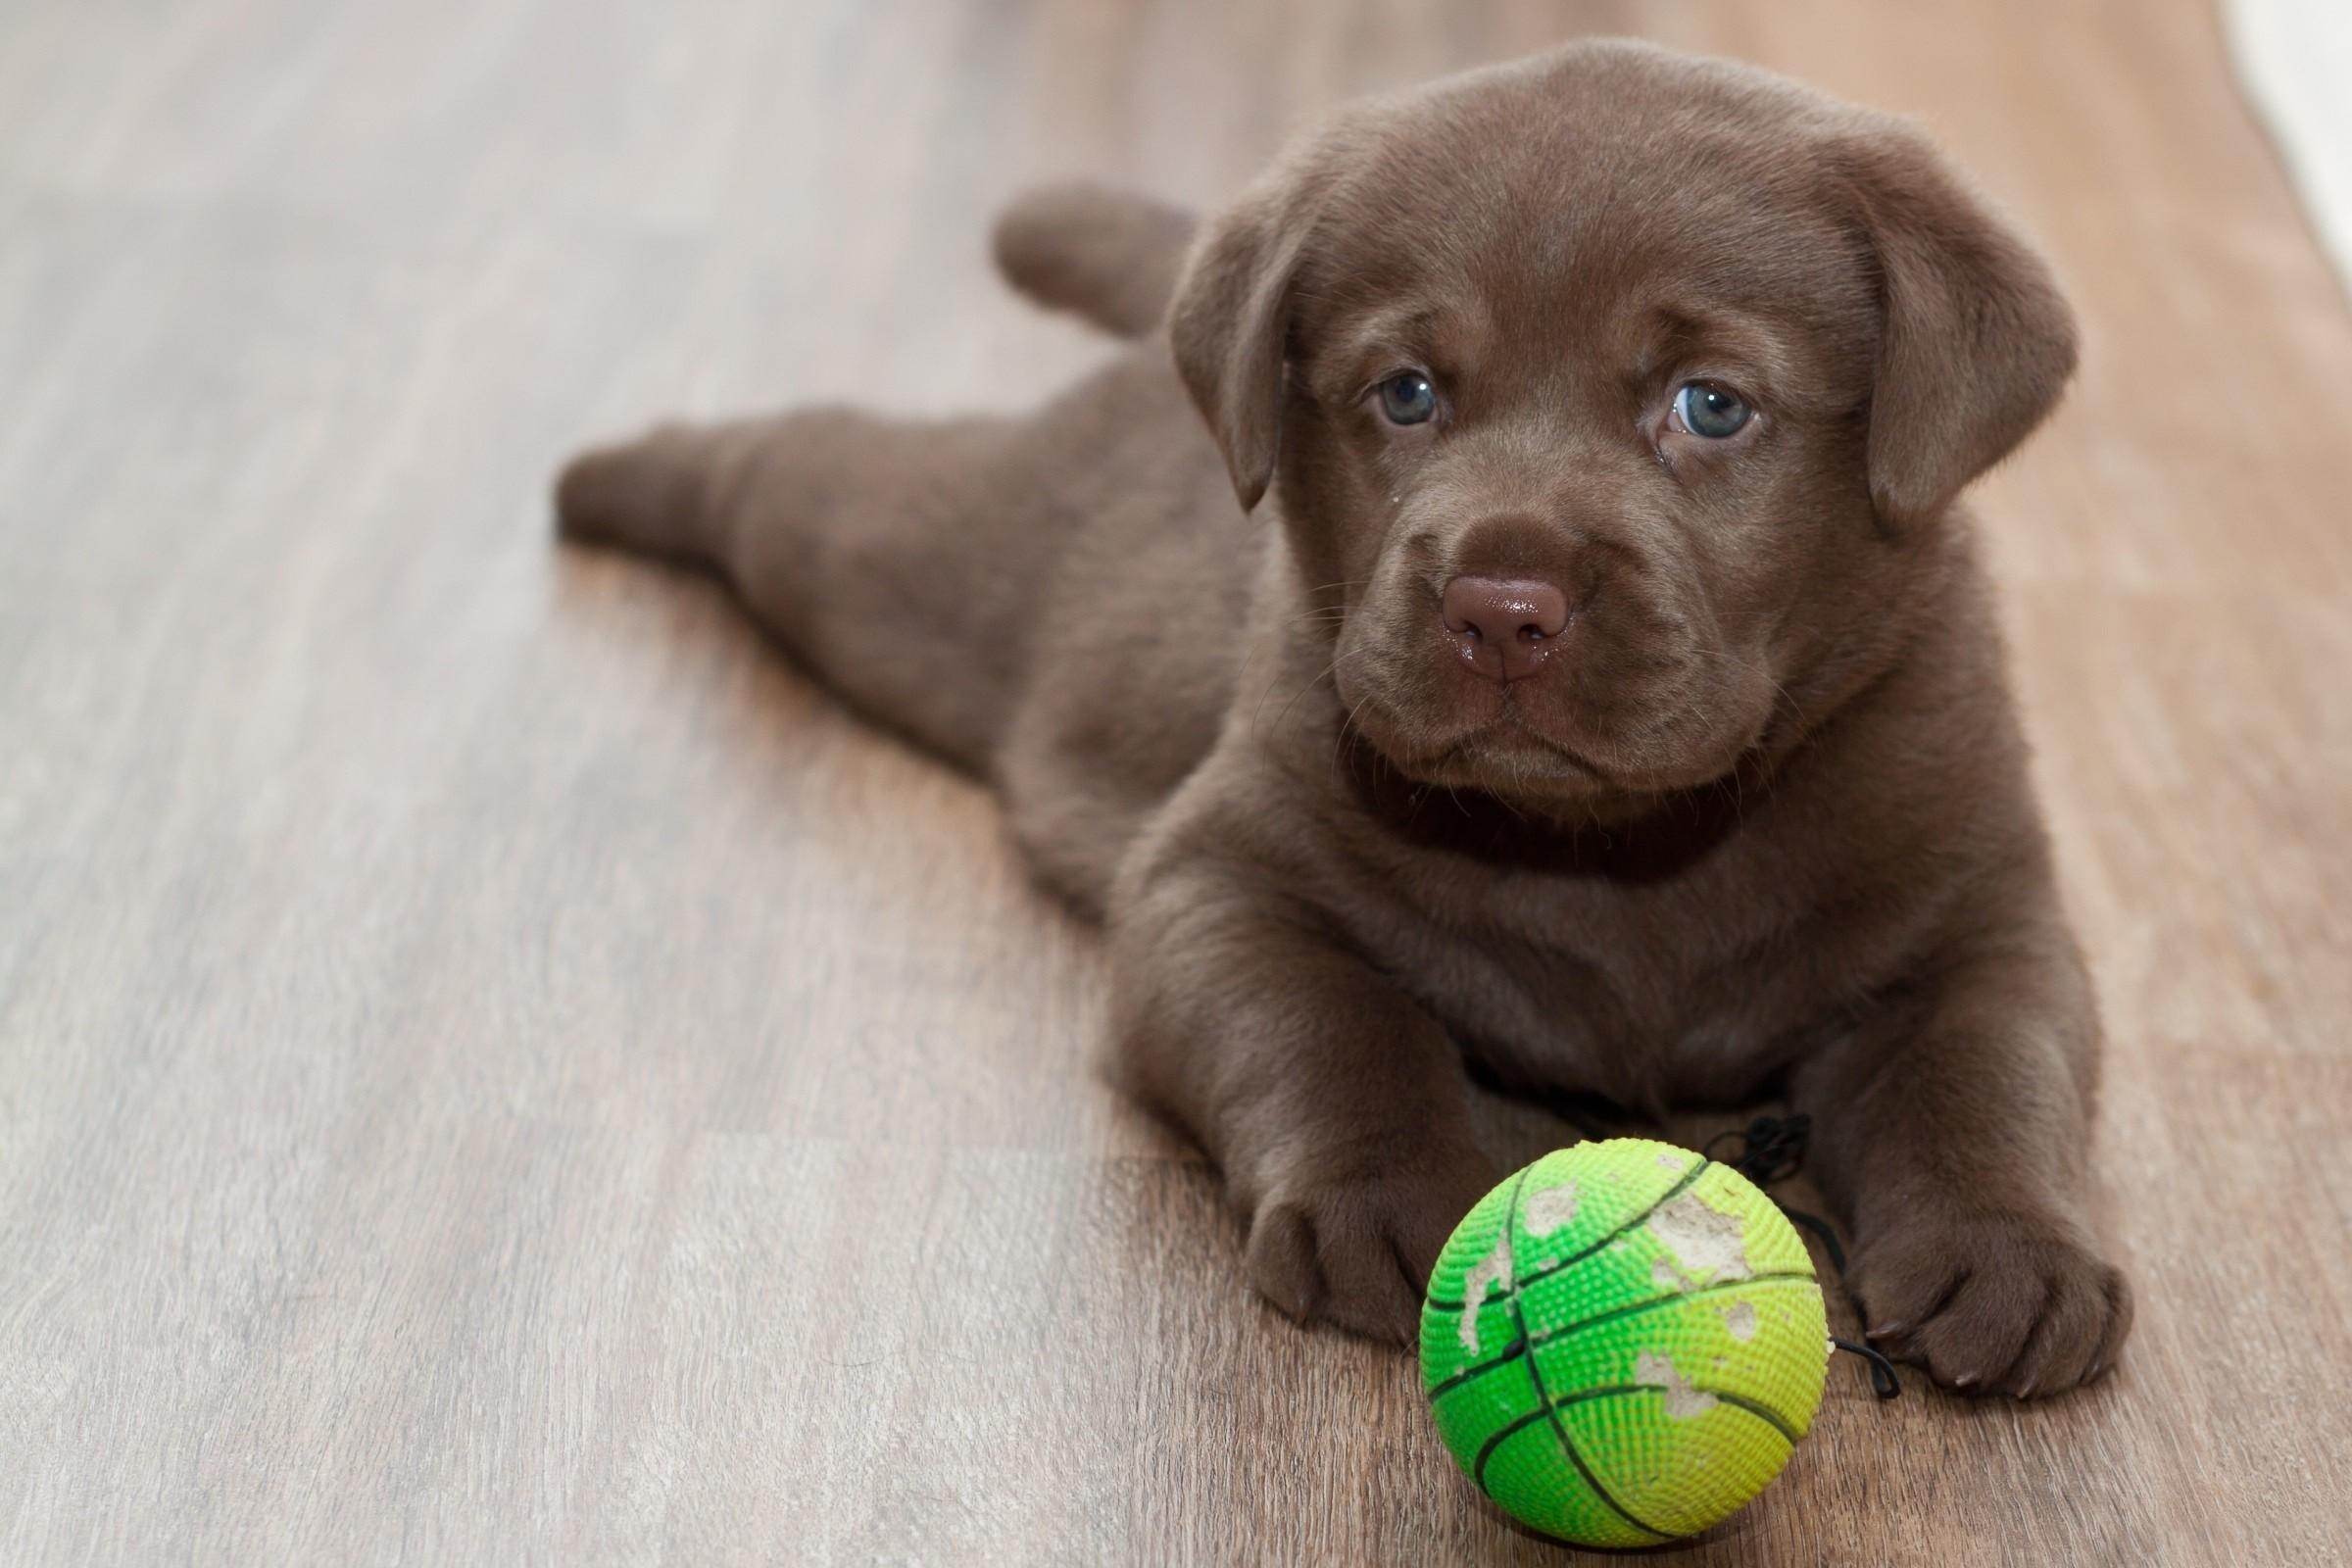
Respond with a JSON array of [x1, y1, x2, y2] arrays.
[[1643, 305, 1802, 395], [1322, 302, 1475, 393]]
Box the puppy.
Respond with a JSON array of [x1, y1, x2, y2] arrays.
[[557, 40, 2131, 1397]]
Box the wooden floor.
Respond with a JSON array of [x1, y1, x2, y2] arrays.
[[4, 1, 2349, 1563]]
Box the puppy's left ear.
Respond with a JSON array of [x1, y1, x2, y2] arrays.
[[1167, 159, 1324, 513], [1842, 123, 2078, 527]]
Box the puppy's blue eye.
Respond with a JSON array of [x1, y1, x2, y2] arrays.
[[1674, 381, 1752, 439], [1378, 371, 1438, 425]]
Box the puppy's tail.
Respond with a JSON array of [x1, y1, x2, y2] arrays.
[[992, 182, 1198, 339]]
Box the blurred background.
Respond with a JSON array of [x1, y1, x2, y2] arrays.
[[1, 3, 2347, 1565], [2229, 2, 2352, 289]]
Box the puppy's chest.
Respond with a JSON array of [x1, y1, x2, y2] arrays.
[[1362, 871, 1836, 1103]]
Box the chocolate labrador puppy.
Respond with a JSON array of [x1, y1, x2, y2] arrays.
[[557, 40, 2130, 1396]]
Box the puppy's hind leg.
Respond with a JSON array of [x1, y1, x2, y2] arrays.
[[555, 409, 1050, 772]]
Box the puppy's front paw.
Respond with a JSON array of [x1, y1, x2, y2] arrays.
[[1243, 1157, 1497, 1346], [1852, 1208, 2132, 1397]]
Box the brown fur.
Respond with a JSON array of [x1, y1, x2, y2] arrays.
[[556, 40, 2130, 1396]]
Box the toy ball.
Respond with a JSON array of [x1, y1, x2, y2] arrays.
[[1420, 1138, 1830, 1546]]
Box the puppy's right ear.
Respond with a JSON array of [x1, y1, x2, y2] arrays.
[[1168, 169, 1319, 513]]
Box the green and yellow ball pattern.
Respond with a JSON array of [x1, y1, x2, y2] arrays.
[[1420, 1139, 1830, 1546]]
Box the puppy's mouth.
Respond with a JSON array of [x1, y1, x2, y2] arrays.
[[1443, 714, 1613, 780], [1351, 695, 1621, 787], [1348, 692, 1757, 803]]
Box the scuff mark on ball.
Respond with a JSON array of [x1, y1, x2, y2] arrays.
[[1721, 1299, 1759, 1342], [1458, 1236, 1513, 1351], [1636, 1350, 1720, 1418], [1523, 1181, 1580, 1237], [1646, 1190, 1755, 1290]]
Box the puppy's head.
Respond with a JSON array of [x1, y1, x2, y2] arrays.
[[1172, 41, 2075, 812]]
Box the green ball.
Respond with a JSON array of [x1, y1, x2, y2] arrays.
[[1420, 1139, 1830, 1547]]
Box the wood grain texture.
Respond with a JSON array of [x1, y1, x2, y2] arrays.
[[2, 1, 2347, 1563]]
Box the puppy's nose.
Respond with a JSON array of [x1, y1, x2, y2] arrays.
[[1441, 575, 1570, 682]]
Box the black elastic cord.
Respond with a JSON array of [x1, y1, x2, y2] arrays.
[[1706, 1113, 1811, 1184], [1780, 1203, 1848, 1280], [1706, 1113, 1899, 1402], [1833, 1337, 1903, 1400]]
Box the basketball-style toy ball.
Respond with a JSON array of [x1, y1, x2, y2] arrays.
[[1420, 1139, 1831, 1547]]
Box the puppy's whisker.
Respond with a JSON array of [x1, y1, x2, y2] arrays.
[[1245, 664, 1298, 742], [1709, 767, 1745, 828], [1329, 690, 1376, 787], [1253, 645, 1370, 749]]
